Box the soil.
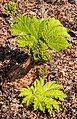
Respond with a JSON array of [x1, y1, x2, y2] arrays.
[[0, 0, 77, 119]]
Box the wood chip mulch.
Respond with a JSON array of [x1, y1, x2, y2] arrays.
[[0, 0, 77, 119]]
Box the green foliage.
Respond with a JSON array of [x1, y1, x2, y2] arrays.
[[29, 40, 50, 61], [3, 2, 16, 16], [19, 77, 67, 114], [9, 15, 70, 61], [35, 64, 49, 77]]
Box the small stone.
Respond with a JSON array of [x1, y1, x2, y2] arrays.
[[1, 105, 7, 113]]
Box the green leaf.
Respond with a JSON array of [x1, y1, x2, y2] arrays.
[[19, 77, 67, 114], [3, 2, 16, 16], [29, 40, 50, 61], [9, 15, 70, 61], [34, 98, 45, 112], [45, 98, 59, 111], [39, 17, 70, 51], [34, 77, 44, 87], [50, 90, 67, 101], [9, 15, 43, 47]]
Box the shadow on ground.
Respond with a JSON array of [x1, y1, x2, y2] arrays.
[[0, 45, 31, 82]]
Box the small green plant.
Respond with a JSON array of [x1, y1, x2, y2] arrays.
[[9, 15, 70, 62], [19, 77, 67, 114], [3, 2, 16, 16], [35, 65, 49, 77]]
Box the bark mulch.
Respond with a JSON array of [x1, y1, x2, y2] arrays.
[[0, 0, 77, 119]]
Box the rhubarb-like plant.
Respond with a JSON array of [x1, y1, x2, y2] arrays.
[[9, 15, 70, 62], [19, 77, 67, 114], [3, 2, 16, 16]]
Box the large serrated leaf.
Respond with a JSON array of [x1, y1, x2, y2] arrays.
[[19, 77, 67, 114], [9, 15, 70, 61], [40, 17, 70, 51], [9, 15, 43, 47]]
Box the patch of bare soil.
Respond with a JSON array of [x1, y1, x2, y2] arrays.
[[0, 0, 77, 119]]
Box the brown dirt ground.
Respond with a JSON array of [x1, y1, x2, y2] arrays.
[[0, 0, 77, 119]]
